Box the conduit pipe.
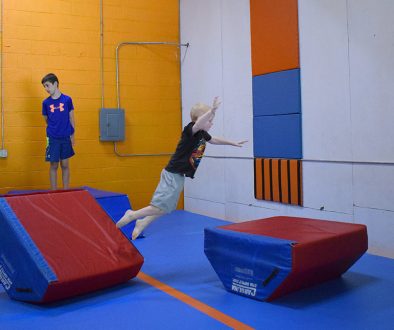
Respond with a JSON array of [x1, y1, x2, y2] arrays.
[[0, 0, 4, 150], [114, 41, 189, 157]]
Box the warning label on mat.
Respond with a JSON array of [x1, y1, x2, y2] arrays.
[[231, 278, 257, 297], [0, 265, 12, 290]]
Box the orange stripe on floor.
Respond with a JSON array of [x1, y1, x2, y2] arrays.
[[137, 272, 254, 330]]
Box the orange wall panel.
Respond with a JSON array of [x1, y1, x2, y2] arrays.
[[250, 0, 299, 75]]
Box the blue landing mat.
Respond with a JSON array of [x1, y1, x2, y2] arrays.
[[0, 281, 227, 330], [134, 211, 394, 330], [0, 211, 393, 330]]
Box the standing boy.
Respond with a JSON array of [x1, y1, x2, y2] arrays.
[[116, 97, 247, 239], [41, 73, 75, 190]]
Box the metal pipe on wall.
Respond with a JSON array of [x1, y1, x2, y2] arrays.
[[204, 156, 394, 166], [114, 41, 189, 157], [98, 1, 189, 157], [99, 0, 105, 109], [0, 0, 4, 150], [115, 41, 189, 109]]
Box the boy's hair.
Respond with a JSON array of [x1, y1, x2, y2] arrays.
[[41, 73, 59, 86], [190, 103, 211, 122]]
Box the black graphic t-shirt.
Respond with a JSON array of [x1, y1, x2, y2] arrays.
[[165, 122, 212, 178]]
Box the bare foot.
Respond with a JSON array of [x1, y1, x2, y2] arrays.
[[116, 210, 137, 228], [132, 219, 148, 240], [131, 215, 159, 240]]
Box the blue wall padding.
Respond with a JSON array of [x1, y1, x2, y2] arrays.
[[253, 113, 302, 158], [204, 227, 294, 301], [253, 69, 301, 117], [0, 198, 57, 302]]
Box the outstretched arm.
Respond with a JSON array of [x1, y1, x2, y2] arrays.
[[192, 97, 221, 134], [208, 137, 248, 147]]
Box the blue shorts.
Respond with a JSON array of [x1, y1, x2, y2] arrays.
[[45, 137, 74, 162], [150, 169, 185, 213]]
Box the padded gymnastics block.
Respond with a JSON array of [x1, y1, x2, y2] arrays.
[[7, 187, 137, 239], [253, 69, 301, 117], [250, 0, 299, 76], [0, 190, 144, 303], [205, 216, 367, 301], [253, 113, 302, 159]]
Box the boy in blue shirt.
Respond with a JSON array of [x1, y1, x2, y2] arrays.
[[41, 73, 75, 190], [116, 97, 247, 239]]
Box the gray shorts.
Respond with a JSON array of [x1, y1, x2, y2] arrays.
[[150, 169, 185, 213]]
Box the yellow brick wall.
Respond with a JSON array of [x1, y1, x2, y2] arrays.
[[0, 0, 183, 210]]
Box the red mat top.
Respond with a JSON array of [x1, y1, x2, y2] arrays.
[[220, 216, 367, 244]]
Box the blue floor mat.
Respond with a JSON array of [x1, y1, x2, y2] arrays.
[[1, 210, 393, 330]]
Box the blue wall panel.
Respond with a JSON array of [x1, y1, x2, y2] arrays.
[[253, 69, 301, 117], [253, 114, 302, 158]]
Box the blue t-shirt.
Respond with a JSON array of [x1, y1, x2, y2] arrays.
[[42, 94, 74, 138]]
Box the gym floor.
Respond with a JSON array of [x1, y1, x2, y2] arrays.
[[1, 211, 393, 330]]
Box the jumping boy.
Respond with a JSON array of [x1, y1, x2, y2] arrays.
[[116, 97, 247, 239], [41, 73, 75, 190]]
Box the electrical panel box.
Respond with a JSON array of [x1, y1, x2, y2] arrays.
[[99, 108, 125, 142], [0, 149, 8, 158]]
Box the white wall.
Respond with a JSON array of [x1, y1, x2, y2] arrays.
[[299, 0, 394, 258], [180, 0, 394, 258], [180, 0, 254, 220]]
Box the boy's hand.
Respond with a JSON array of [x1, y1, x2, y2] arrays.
[[233, 140, 248, 147], [71, 135, 75, 146], [211, 96, 221, 113]]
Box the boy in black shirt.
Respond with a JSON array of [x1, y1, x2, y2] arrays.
[[116, 97, 247, 239]]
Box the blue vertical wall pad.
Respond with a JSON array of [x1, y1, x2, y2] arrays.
[[253, 69, 301, 117], [204, 227, 294, 301], [253, 113, 302, 158], [252, 68, 302, 158]]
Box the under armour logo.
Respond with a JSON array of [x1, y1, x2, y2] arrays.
[[49, 103, 65, 113]]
